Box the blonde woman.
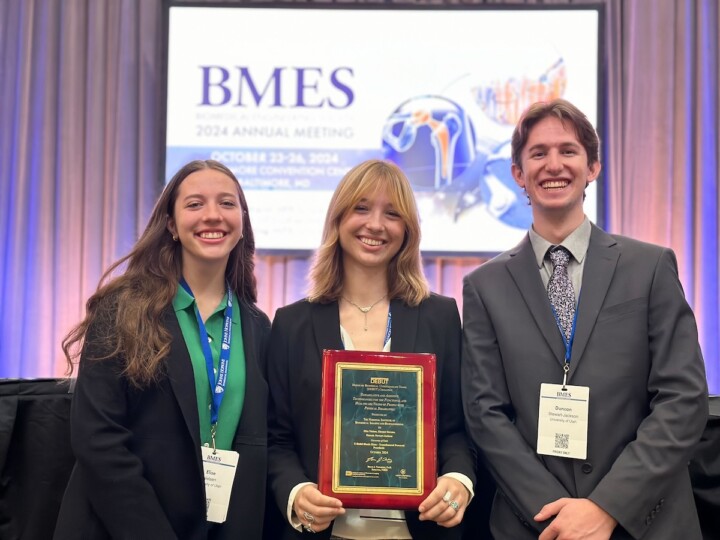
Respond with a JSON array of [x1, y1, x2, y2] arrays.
[[266, 160, 475, 539]]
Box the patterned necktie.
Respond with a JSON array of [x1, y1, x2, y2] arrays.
[[547, 246, 576, 342]]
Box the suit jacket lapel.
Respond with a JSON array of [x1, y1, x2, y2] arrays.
[[164, 309, 203, 463], [239, 301, 258, 359], [389, 299, 418, 353], [569, 225, 619, 376], [506, 235, 566, 364], [312, 301, 344, 361], [236, 301, 262, 433]]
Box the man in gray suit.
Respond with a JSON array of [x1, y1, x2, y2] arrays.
[[461, 99, 708, 540]]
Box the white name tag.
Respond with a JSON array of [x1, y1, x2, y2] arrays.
[[537, 383, 589, 460], [201, 446, 239, 523]]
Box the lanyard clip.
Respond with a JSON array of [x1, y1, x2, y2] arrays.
[[211, 424, 217, 454], [561, 363, 570, 391]]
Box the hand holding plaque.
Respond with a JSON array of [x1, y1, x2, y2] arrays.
[[317, 350, 437, 509]]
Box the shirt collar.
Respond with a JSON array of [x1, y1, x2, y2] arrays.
[[172, 283, 239, 325], [528, 216, 592, 268], [172, 283, 195, 312]]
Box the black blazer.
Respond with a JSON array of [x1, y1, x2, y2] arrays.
[[54, 301, 271, 540], [266, 294, 476, 540]]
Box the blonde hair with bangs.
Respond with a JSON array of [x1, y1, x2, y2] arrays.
[[307, 160, 429, 306]]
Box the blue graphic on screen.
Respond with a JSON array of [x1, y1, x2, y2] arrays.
[[453, 141, 532, 229], [382, 96, 475, 191], [382, 96, 531, 229]]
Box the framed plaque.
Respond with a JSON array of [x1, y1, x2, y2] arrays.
[[317, 350, 437, 509]]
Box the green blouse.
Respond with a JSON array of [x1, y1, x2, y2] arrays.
[[172, 285, 246, 450]]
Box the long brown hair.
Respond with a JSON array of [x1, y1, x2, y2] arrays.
[[62, 160, 258, 387], [307, 159, 429, 306]]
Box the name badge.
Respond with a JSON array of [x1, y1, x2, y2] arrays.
[[201, 446, 239, 523], [537, 383, 589, 459]]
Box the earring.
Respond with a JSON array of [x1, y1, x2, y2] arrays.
[[172, 235, 178, 241], [240, 234, 244, 240]]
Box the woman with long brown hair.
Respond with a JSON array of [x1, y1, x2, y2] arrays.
[[54, 160, 270, 539], [266, 160, 475, 539]]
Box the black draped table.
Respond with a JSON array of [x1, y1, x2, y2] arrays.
[[0, 379, 74, 540]]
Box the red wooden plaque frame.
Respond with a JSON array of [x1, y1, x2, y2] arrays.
[[317, 349, 437, 509]]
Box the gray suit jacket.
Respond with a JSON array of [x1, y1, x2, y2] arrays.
[[461, 224, 708, 540]]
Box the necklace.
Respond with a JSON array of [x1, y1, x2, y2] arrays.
[[342, 295, 387, 331]]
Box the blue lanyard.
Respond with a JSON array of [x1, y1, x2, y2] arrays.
[[384, 310, 392, 348], [180, 279, 233, 445], [550, 306, 578, 364], [549, 293, 580, 389]]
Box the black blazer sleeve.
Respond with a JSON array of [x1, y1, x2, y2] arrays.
[[66, 317, 178, 539], [428, 296, 476, 483], [266, 301, 321, 518]]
